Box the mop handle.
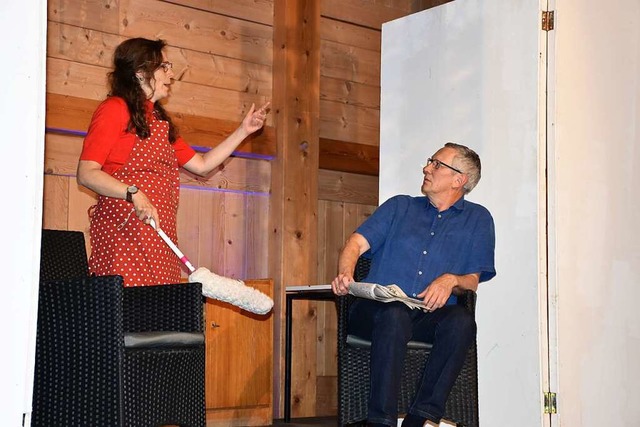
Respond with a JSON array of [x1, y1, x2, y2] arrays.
[[148, 219, 196, 273]]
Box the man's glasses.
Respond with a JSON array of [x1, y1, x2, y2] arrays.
[[159, 61, 173, 72], [426, 158, 464, 174]]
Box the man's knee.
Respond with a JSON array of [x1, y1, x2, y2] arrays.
[[440, 305, 476, 345], [373, 303, 413, 343]]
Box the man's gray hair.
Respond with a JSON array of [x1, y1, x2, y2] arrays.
[[445, 142, 481, 194]]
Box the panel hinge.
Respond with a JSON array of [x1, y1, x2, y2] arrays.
[[544, 391, 557, 414], [542, 10, 555, 31]]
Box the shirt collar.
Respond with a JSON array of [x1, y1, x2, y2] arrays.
[[425, 195, 466, 212]]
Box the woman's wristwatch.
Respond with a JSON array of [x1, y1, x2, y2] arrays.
[[126, 185, 138, 203]]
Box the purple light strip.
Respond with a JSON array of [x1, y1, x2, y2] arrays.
[[46, 127, 275, 161], [179, 184, 269, 197]]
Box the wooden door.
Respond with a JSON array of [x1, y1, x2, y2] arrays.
[[205, 279, 274, 426]]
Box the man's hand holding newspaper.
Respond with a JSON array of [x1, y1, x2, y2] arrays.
[[348, 282, 426, 311]]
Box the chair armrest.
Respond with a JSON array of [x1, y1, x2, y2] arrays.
[[456, 289, 477, 314], [336, 294, 353, 347], [122, 282, 204, 333], [33, 275, 124, 423]]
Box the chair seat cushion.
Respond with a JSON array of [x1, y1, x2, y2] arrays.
[[124, 331, 204, 349], [346, 334, 433, 350]]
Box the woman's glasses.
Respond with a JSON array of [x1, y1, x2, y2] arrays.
[[159, 61, 173, 72]]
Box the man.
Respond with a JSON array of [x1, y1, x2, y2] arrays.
[[332, 142, 496, 427]]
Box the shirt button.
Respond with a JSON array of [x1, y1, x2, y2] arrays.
[[412, 293, 417, 297], [423, 250, 427, 255], [418, 271, 423, 275], [438, 214, 442, 218], [430, 232, 435, 236]]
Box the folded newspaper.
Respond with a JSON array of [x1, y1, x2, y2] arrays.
[[348, 282, 426, 311]]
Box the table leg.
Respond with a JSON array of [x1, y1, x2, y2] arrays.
[[284, 294, 293, 422]]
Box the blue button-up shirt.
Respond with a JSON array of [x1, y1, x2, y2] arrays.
[[357, 195, 496, 305]]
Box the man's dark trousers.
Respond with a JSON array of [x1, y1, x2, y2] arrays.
[[348, 299, 476, 426]]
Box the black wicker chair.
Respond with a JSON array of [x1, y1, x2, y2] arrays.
[[337, 256, 479, 427], [32, 229, 206, 427]]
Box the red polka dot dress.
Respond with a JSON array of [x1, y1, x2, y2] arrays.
[[88, 119, 182, 287]]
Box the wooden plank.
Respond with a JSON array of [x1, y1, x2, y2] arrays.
[[246, 194, 270, 279], [316, 200, 342, 377], [321, 0, 410, 30], [198, 189, 226, 276], [44, 130, 272, 193], [177, 187, 202, 279], [321, 40, 380, 86], [47, 21, 121, 69], [319, 100, 380, 146], [411, 0, 453, 12], [319, 138, 379, 176], [47, 22, 273, 96], [42, 175, 70, 231], [316, 199, 329, 284], [179, 157, 271, 193], [46, 58, 111, 101], [223, 193, 246, 279], [45, 94, 97, 133], [165, 0, 274, 26], [48, 0, 120, 33], [320, 16, 381, 52], [119, 0, 273, 66], [315, 375, 338, 416], [272, 0, 321, 418], [44, 133, 83, 177], [46, 59, 272, 125], [171, 111, 276, 157], [318, 169, 379, 206], [320, 76, 379, 110], [46, 93, 276, 158], [167, 46, 272, 96], [206, 406, 271, 427], [67, 177, 97, 238]]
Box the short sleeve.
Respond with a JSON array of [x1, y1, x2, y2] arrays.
[[80, 97, 130, 166], [172, 136, 197, 166], [356, 196, 403, 252]]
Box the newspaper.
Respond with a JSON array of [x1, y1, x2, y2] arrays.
[[348, 282, 426, 311]]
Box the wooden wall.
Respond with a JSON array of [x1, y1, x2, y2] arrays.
[[42, 0, 449, 419]]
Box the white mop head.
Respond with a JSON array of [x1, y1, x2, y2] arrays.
[[189, 267, 274, 315]]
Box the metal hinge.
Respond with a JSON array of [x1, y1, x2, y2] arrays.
[[544, 391, 557, 414], [542, 11, 555, 31]]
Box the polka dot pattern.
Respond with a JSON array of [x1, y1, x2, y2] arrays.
[[88, 120, 182, 287]]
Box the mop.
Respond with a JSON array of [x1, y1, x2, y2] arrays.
[[149, 219, 274, 315]]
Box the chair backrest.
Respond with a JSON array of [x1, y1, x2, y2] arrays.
[[40, 229, 89, 282]]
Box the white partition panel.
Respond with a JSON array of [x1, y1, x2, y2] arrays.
[[0, 0, 47, 424], [551, 1, 640, 425], [381, 1, 544, 425]]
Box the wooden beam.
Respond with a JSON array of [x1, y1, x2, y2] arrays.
[[46, 93, 276, 158], [318, 169, 379, 206], [319, 138, 379, 176], [321, 0, 410, 31], [271, 0, 320, 419], [164, 0, 274, 26]]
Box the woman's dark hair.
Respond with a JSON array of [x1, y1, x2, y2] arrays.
[[108, 38, 178, 142]]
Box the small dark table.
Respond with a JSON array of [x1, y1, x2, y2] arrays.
[[284, 285, 335, 422]]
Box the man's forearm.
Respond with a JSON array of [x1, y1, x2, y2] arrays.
[[337, 233, 370, 278], [450, 272, 480, 295]]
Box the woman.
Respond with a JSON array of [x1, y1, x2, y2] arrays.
[[77, 37, 269, 286]]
